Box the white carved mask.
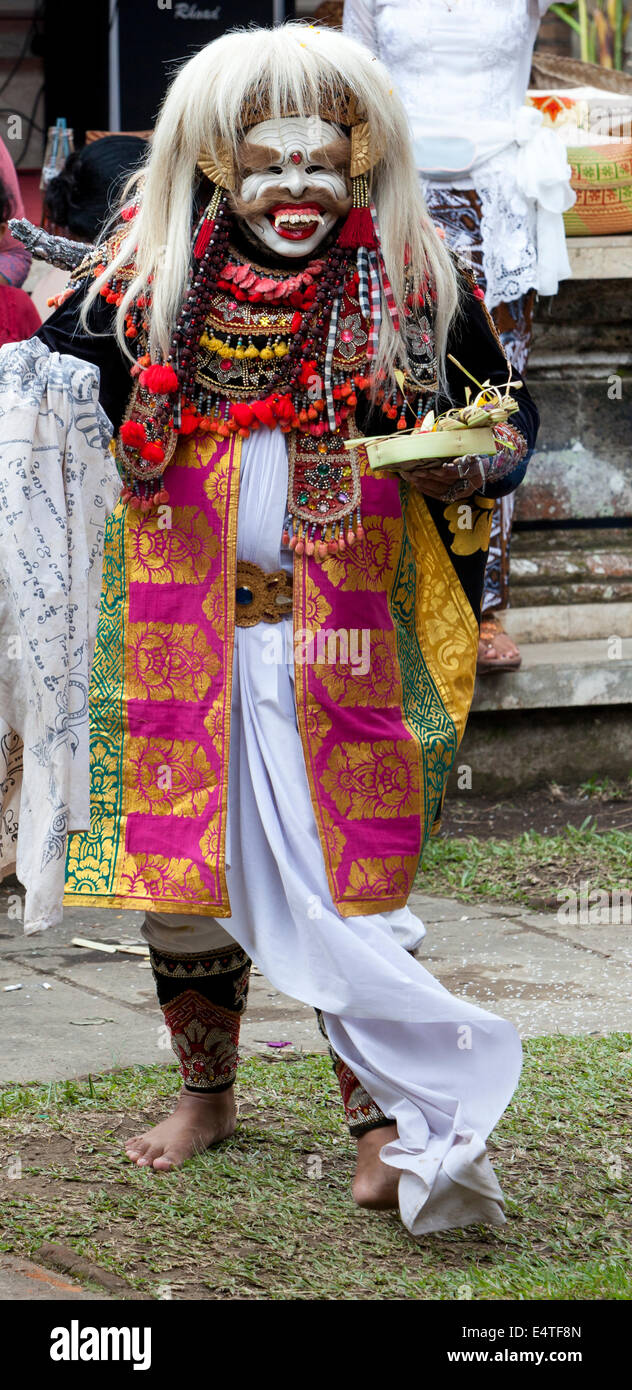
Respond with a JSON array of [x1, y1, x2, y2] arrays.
[[235, 116, 351, 259]]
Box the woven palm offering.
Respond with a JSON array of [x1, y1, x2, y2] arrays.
[[345, 359, 521, 473]]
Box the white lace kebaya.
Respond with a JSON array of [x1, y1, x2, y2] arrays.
[[343, 0, 575, 307]]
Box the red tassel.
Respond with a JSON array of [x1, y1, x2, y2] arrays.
[[337, 207, 377, 250], [194, 217, 214, 259]]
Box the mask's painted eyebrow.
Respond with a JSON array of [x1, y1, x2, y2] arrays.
[[237, 140, 283, 172], [309, 137, 351, 169]]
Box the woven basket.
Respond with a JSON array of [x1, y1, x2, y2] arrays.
[[531, 51, 632, 96], [564, 139, 632, 235]]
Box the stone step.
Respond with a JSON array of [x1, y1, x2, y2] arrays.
[[472, 637, 632, 711], [501, 602, 632, 643]]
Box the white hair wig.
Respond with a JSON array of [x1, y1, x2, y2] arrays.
[[84, 22, 459, 393]]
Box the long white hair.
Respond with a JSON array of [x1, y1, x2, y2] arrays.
[[84, 23, 459, 392]]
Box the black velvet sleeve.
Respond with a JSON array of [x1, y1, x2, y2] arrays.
[[34, 284, 133, 433], [356, 268, 539, 499], [441, 271, 539, 498]]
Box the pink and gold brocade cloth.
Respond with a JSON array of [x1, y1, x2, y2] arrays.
[[64, 431, 481, 918]]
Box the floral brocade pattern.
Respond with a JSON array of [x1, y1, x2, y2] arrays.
[[293, 448, 481, 914], [313, 629, 402, 708], [346, 855, 421, 901], [322, 741, 421, 821], [127, 506, 219, 586], [127, 623, 220, 701], [64, 435, 240, 915], [124, 738, 217, 817], [323, 515, 401, 592], [444, 497, 495, 557]]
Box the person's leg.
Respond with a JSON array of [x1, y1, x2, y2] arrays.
[[126, 912, 251, 1170], [316, 1011, 399, 1209]]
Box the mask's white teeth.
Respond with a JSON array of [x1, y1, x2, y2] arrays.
[[272, 210, 325, 230]]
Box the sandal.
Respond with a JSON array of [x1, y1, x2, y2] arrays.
[[477, 615, 522, 674]]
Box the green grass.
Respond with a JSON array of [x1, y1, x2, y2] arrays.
[[1, 1037, 630, 1300], [416, 823, 632, 907], [579, 776, 632, 802]]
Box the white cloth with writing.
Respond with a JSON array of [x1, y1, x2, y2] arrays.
[[0, 339, 120, 932]]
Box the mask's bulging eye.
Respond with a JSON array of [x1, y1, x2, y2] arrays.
[[268, 165, 283, 175], [305, 165, 325, 175]]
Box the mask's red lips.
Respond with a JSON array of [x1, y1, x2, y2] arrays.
[[266, 203, 326, 240]]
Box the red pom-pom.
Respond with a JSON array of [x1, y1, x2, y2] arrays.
[[337, 207, 377, 250], [230, 402, 255, 428], [251, 400, 276, 429], [473, 285, 485, 301], [140, 363, 179, 394], [121, 204, 138, 222], [178, 410, 200, 435], [140, 441, 165, 464], [297, 359, 318, 389], [120, 419, 146, 447], [278, 396, 295, 422]]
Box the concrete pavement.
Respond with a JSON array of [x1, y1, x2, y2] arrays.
[[1, 887, 630, 1086]]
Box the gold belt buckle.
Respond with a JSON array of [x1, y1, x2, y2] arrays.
[[235, 560, 293, 627]]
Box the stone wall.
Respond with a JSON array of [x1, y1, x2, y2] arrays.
[[511, 274, 632, 606]]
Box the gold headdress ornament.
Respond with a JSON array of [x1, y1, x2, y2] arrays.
[[197, 140, 236, 192]]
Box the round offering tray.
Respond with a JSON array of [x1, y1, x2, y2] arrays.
[[362, 425, 497, 473]]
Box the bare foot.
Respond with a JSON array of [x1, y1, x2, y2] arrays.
[[352, 1123, 400, 1210], [477, 616, 521, 674], [125, 1087, 236, 1171]]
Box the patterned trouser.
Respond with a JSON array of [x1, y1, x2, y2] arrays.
[[143, 911, 393, 1137], [422, 184, 536, 612]]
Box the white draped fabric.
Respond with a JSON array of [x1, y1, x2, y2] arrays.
[[156, 428, 523, 1236], [0, 340, 120, 933], [343, 0, 574, 306]]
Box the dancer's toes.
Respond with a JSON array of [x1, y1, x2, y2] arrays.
[[124, 1088, 236, 1170], [352, 1123, 400, 1210], [125, 1135, 150, 1162]]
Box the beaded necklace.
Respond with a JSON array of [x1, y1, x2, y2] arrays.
[[71, 199, 438, 556]]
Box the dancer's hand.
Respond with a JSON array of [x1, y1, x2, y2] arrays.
[[400, 423, 529, 501], [403, 454, 486, 502]]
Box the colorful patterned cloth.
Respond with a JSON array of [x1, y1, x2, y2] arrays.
[[63, 428, 488, 919]]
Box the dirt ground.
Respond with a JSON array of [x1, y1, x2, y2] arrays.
[[442, 782, 632, 841]]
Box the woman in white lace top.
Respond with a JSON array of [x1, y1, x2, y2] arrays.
[[342, 0, 574, 670]]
